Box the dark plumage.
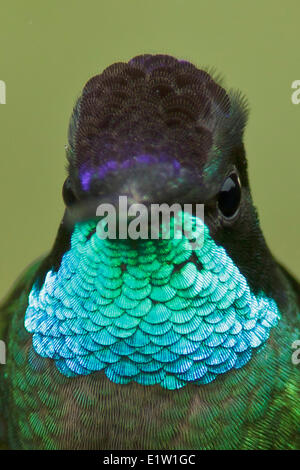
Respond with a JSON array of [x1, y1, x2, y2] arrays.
[[68, 55, 247, 199]]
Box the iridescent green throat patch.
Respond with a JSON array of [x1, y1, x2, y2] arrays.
[[25, 213, 280, 390]]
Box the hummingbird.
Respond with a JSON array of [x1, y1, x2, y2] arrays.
[[0, 54, 299, 450]]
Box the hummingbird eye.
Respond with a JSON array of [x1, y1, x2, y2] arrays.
[[218, 172, 241, 220], [62, 178, 77, 206]]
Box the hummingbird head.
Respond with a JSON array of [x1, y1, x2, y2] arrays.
[[62, 54, 282, 306], [25, 55, 284, 389]]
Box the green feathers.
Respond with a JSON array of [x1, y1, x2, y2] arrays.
[[25, 213, 279, 389]]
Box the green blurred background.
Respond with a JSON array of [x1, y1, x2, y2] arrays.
[[0, 0, 299, 299]]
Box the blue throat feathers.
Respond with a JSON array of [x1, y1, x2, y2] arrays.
[[24, 212, 280, 390]]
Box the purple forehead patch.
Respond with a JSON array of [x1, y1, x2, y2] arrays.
[[80, 167, 93, 191], [98, 160, 118, 179], [79, 155, 181, 192]]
